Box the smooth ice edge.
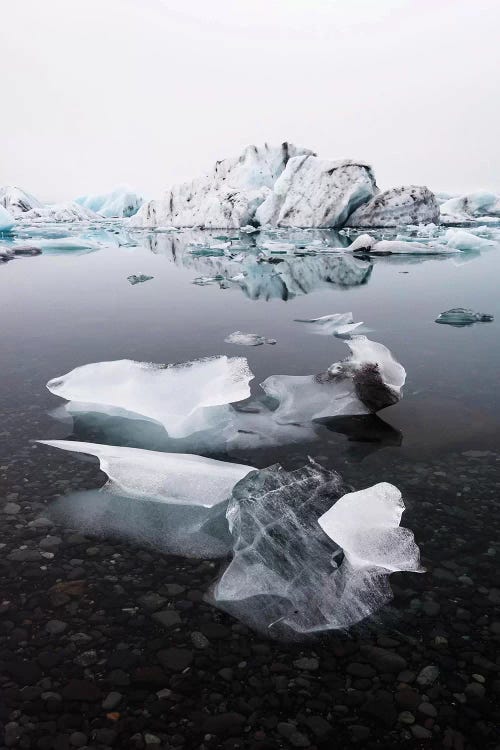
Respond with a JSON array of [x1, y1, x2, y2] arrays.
[[213, 462, 422, 634], [38, 440, 254, 508], [46, 356, 254, 439], [318, 482, 423, 572], [435, 308, 494, 326], [294, 312, 363, 336]]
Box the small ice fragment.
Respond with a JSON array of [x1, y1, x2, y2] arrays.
[[435, 308, 494, 326], [127, 274, 154, 285], [261, 335, 405, 423], [294, 312, 362, 337], [38, 440, 253, 508], [225, 331, 276, 346], [46, 356, 254, 439]]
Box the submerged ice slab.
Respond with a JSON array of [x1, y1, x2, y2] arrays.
[[435, 308, 494, 326], [0, 206, 16, 232], [213, 461, 422, 634], [46, 356, 254, 439], [38, 440, 253, 508], [224, 331, 276, 346], [76, 187, 143, 218], [294, 312, 362, 337], [261, 335, 405, 424], [0, 185, 43, 216], [346, 186, 439, 227]]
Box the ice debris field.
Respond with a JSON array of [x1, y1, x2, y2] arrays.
[[2, 141, 498, 637]]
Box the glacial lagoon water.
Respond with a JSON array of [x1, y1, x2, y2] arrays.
[[1, 222, 500, 635]]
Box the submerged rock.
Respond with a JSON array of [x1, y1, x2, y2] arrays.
[[346, 186, 439, 227], [435, 308, 494, 326]]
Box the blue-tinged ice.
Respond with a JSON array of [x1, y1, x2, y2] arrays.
[[440, 191, 500, 224], [294, 312, 363, 337], [76, 187, 144, 218], [435, 308, 494, 326], [0, 206, 16, 233]]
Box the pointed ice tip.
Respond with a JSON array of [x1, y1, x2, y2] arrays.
[[47, 377, 63, 392]]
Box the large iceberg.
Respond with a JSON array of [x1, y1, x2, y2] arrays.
[[0, 185, 43, 216], [19, 202, 100, 223], [261, 335, 406, 424], [76, 187, 143, 218], [440, 191, 500, 224], [46, 356, 253, 439], [131, 143, 314, 229], [255, 157, 377, 228], [38, 440, 253, 508], [213, 461, 422, 635], [0, 206, 16, 233], [130, 144, 378, 229], [346, 186, 439, 227]]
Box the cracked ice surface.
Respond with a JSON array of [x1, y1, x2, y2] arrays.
[[38, 440, 253, 508], [213, 461, 422, 635], [46, 356, 253, 439]]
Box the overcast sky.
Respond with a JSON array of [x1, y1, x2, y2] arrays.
[[1, 0, 499, 201]]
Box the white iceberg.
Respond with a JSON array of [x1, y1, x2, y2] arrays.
[[76, 187, 143, 218], [38, 440, 253, 508], [224, 331, 276, 346], [443, 228, 496, 251], [346, 186, 439, 227], [294, 312, 363, 337], [255, 156, 377, 228], [348, 234, 456, 255], [46, 356, 254, 439], [0, 186, 43, 216], [440, 191, 500, 224], [131, 142, 314, 229], [19, 202, 101, 223], [213, 461, 422, 634], [261, 335, 406, 424], [0, 206, 16, 233]]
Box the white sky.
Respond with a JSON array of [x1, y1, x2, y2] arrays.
[[1, 0, 499, 201]]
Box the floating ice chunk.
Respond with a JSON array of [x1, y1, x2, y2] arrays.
[[225, 331, 276, 346], [0, 206, 16, 232], [255, 156, 376, 228], [127, 274, 154, 285], [435, 308, 494, 326], [443, 228, 495, 251], [261, 335, 405, 424], [345, 186, 439, 227], [76, 187, 143, 218], [0, 245, 15, 261], [348, 233, 376, 252], [213, 461, 422, 635], [46, 356, 254, 439], [0, 185, 43, 216], [38, 440, 253, 508], [12, 245, 42, 256], [19, 202, 100, 223], [294, 312, 362, 337], [440, 191, 500, 224]]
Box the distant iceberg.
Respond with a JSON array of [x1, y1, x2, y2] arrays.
[[20, 202, 100, 223], [76, 187, 144, 218], [440, 191, 500, 224], [0, 186, 43, 216], [345, 186, 439, 227], [0, 205, 16, 233]]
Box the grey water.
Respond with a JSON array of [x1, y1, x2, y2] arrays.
[[1, 223, 500, 616]]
